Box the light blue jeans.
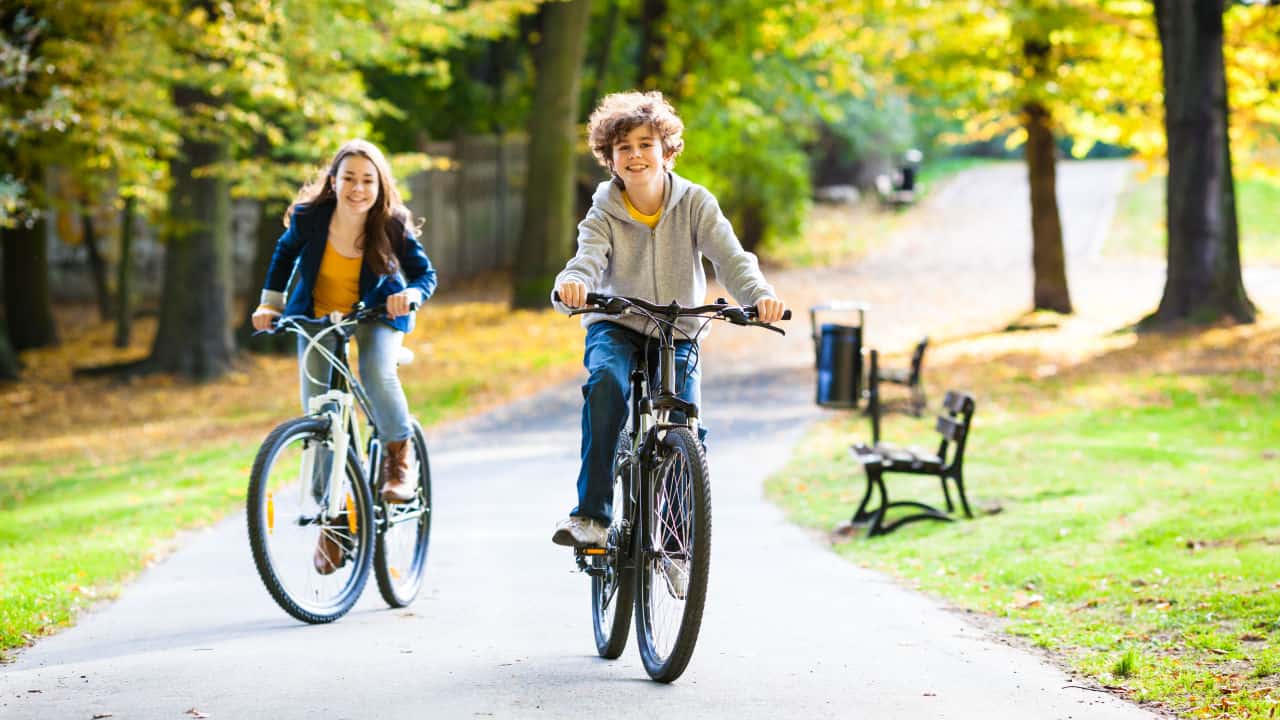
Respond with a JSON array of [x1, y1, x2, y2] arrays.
[[298, 321, 413, 443]]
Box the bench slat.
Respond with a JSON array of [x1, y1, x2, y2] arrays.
[[935, 415, 966, 442]]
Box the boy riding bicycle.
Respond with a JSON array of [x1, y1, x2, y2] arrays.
[[551, 91, 787, 550]]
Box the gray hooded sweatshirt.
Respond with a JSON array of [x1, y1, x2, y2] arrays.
[[551, 171, 776, 339]]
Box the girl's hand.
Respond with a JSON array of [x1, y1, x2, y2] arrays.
[[386, 290, 418, 318], [252, 307, 281, 331], [755, 297, 786, 324], [557, 281, 587, 308]]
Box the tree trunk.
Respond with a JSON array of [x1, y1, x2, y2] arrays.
[[237, 200, 293, 353], [1147, 0, 1254, 327], [513, 0, 592, 309], [114, 196, 135, 348], [82, 210, 113, 322], [736, 200, 765, 255], [147, 84, 235, 379], [636, 0, 667, 89], [585, 0, 620, 114], [2, 212, 60, 350], [1023, 101, 1072, 314], [0, 314, 18, 380]]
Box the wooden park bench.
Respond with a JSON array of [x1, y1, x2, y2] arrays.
[[849, 390, 976, 537], [870, 337, 928, 417]]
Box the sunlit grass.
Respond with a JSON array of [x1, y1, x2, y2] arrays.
[[766, 317, 1280, 718]]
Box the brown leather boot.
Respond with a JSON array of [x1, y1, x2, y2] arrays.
[[380, 438, 416, 504], [313, 514, 348, 575]]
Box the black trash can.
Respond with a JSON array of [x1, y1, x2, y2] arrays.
[[816, 323, 862, 408]]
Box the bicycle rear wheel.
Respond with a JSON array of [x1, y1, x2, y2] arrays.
[[592, 427, 637, 659], [247, 416, 374, 624], [635, 426, 711, 682], [374, 420, 433, 607]]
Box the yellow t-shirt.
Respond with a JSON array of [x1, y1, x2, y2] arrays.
[[622, 191, 662, 229], [312, 242, 362, 317]]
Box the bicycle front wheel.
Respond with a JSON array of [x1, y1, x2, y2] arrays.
[[374, 420, 433, 607], [247, 416, 374, 624], [635, 426, 711, 682]]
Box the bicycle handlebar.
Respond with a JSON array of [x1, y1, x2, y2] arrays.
[[253, 301, 420, 336], [554, 291, 790, 334]]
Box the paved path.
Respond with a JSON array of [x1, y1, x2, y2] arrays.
[[2, 161, 1172, 719]]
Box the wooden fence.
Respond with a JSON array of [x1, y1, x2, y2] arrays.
[[41, 134, 531, 302]]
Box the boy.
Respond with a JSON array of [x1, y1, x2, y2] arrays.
[[551, 90, 786, 549]]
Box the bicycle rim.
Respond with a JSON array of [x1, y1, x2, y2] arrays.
[[375, 420, 433, 607], [635, 426, 711, 682], [592, 427, 636, 658], [247, 416, 374, 624]]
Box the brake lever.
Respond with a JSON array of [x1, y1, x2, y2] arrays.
[[720, 307, 751, 326]]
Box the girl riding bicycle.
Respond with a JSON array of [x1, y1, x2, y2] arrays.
[[250, 139, 437, 574], [551, 91, 787, 550]]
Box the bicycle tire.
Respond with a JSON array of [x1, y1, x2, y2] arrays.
[[374, 419, 433, 607], [592, 427, 637, 658], [247, 416, 374, 624], [634, 426, 711, 682]]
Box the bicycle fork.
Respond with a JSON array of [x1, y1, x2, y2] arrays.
[[303, 390, 361, 518]]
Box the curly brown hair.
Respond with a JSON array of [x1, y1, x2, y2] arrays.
[[586, 91, 685, 180]]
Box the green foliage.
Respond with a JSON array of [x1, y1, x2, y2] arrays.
[[0, 0, 541, 226], [586, 0, 910, 250]]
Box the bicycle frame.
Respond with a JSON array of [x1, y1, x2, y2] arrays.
[[279, 313, 385, 520]]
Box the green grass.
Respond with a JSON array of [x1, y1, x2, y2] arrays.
[[767, 366, 1280, 718], [1108, 171, 1280, 264], [0, 441, 254, 652]]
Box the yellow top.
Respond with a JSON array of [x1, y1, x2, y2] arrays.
[[312, 242, 362, 317], [622, 191, 662, 229]]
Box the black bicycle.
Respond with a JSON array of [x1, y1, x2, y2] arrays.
[[557, 292, 788, 682], [246, 304, 432, 624]]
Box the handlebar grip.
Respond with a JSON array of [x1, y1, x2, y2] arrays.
[[553, 290, 605, 307], [782, 309, 792, 321]]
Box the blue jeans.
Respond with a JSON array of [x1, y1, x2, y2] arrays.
[[574, 321, 703, 524], [298, 321, 413, 443]]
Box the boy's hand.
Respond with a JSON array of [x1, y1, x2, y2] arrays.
[[557, 281, 588, 308], [755, 297, 786, 324]]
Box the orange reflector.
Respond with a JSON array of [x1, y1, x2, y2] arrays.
[[346, 494, 358, 534], [583, 547, 607, 556], [267, 492, 274, 533], [389, 567, 402, 580]]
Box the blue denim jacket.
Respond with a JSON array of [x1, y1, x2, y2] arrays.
[[259, 200, 437, 333]]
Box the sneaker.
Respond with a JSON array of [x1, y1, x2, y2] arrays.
[[661, 557, 689, 600], [552, 516, 607, 547]]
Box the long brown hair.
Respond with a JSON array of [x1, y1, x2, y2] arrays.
[[285, 139, 417, 275]]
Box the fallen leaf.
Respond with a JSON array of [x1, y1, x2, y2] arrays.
[[92, 714, 114, 719], [185, 709, 209, 719]]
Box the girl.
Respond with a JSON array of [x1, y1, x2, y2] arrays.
[[251, 139, 436, 573]]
